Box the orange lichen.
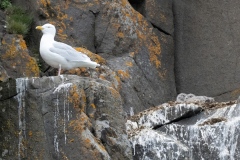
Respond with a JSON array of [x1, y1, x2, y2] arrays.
[[69, 85, 80, 109], [125, 61, 133, 67], [129, 52, 135, 57], [99, 74, 106, 80], [85, 138, 91, 144], [109, 87, 121, 98], [69, 120, 84, 132], [121, 0, 129, 7], [68, 113, 91, 133], [75, 47, 106, 64], [68, 85, 86, 112], [25, 57, 40, 77], [39, 0, 50, 7], [64, 0, 70, 9], [67, 67, 89, 76], [136, 30, 147, 41], [90, 103, 96, 109], [88, 113, 95, 118], [117, 70, 130, 79], [148, 35, 161, 68], [117, 32, 124, 38], [79, 89, 87, 112], [19, 36, 27, 50], [112, 23, 121, 29], [1, 36, 39, 77], [28, 131, 33, 137], [114, 74, 121, 90], [58, 29, 64, 34]]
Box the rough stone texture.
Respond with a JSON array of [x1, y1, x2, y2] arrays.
[[95, 0, 176, 113], [127, 100, 240, 160], [0, 10, 6, 40], [173, 0, 240, 101], [0, 75, 132, 160], [130, 0, 174, 35], [0, 34, 40, 78], [10, 0, 177, 114]]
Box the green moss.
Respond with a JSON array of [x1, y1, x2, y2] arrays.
[[0, 0, 12, 9], [5, 6, 33, 36], [6, 19, 28, 35]]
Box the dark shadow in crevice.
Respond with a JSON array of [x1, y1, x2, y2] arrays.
[[153, 107, 203, 130], [128, 0, 145, 13], [151, 22, 171, 36]]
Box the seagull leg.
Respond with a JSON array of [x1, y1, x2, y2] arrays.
[[58, 64, 61, 76]]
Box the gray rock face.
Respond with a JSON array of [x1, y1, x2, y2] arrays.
[[14, 0, 176, 114], [94, 0, 176, 113], [131, 0, 174, 35], [0, 75, 132, 160], [173, 0, 240, 101], [127, 100, 239, 160]]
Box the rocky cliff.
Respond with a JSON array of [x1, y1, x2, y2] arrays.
[[1, 0, 240, 159]]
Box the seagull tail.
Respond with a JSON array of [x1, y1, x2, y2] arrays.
[[87, 61, 100, 69]]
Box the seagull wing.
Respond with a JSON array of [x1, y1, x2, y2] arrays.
[[50, 41, 91, 62]]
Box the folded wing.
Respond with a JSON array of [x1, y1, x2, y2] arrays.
[[50, 41, 91, 62]]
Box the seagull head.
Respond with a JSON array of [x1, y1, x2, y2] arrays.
[[36, 23, 56, 36]]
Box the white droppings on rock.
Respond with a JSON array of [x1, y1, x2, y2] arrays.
[[130, 107, 134, 116], [176, 93, 215, 103], [53, 82, 72, 149], [53, 83, 72, 93], [130, 128, 188, 160], [127, 100, 240, 159], [15, 78, 28, 160]]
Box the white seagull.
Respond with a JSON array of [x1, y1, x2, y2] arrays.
[[36, 23, 100, 76]]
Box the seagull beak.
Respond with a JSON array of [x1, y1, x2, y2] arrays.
[[36, 26, 43, 30]]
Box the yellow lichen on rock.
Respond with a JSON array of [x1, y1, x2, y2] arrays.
[[109, 87, 121, 99], [39, 0, 50, 7], [68, 85, 88, 112], [69, 85, 80, 109], [90, 103, 96, 109], [1, 35, 40, 77], [117, 70, 130, 79], [38, 0, 70, 41], [75, 47, 106, 65], [125, 61, 133, 67], [148, 35, 161, 68], [79, 89, 87, 112], [69, 113, 91, 133]]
